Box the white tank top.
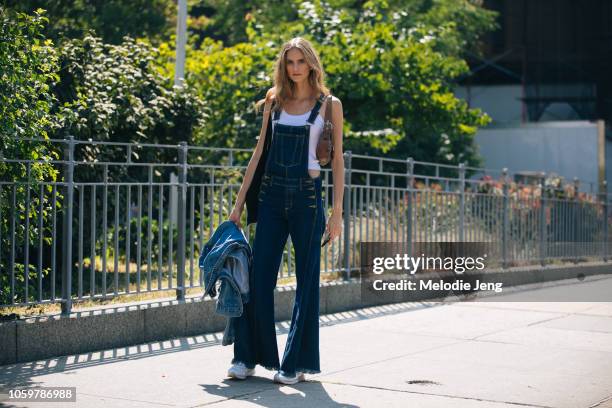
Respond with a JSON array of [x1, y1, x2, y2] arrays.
[[272, 109, 323, 170]]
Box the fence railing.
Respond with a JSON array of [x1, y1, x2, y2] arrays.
[[1, 137, 610, 314]]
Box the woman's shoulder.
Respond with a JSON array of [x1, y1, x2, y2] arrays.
[[331, 95, 342, 107], [323, 94, 342, 113], [265, 87, 276, 103], [322, 92, 341, 105]]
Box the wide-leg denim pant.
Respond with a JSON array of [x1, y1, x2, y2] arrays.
[[233, 173, 325, 376]]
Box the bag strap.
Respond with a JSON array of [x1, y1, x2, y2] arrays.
[[325, 94, 333, 128], [321, 94, 334, 167], [263, 97, 274, 152]]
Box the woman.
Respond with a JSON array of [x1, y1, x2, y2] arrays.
[[227, 37, 344, 385]]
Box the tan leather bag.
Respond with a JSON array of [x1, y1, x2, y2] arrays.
[[316, 94, 334, 166]]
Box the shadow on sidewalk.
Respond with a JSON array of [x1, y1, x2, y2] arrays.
[[200, 376, 359, 407], [0, 301, 441, 390]]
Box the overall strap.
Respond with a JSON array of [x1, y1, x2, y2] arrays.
[[273, 108, 281, 121]]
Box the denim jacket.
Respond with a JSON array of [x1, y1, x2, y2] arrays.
[[199, 220, 252, 345]]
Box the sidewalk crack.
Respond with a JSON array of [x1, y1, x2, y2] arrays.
[[589, 394, 612, 408]]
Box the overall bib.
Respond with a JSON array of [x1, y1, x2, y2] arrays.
[[232, 97, 326, 376]]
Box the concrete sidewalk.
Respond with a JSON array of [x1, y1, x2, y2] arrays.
[[1, 276, 612, 408]]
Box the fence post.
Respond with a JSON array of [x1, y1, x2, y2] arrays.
[[343, 151, 352, 280], [603, 180, 608, 262], [502, 168, 509, 269], [573, 177, 580, 264], [176, 142, 188, 301], [539, 172, 546, 267], [61, 136, 75, 315], [458, 163, 466, 243], [406, 158, 414, 257]]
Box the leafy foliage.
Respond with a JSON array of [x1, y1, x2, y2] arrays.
[[0, 7, 59, 304], [0, 7, 208, 304], [2, 0, 176, 45], [174, 0, 494, 166], [54, 35, 207, 150]]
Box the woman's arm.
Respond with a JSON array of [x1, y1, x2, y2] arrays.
[[327, 96, 345, 240], [229, 89, 274, 227]]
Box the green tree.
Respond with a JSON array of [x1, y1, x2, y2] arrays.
[[292, 0, 494, 165], [2, 0, 176, 45], [0, 7, 208, 305], [176, 0, 494, 167], [0, 6, 59, 304], [54, 35, 207, 153]]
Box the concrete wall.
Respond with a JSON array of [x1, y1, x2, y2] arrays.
[[474, 121, 601, 190], [455, 84, 586, 125], [455, 85, 524, 124], [455, 85, 606, 190]]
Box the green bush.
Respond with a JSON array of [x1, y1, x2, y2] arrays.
[[162, 0, 494, 167], [1, 7, 59, 305]]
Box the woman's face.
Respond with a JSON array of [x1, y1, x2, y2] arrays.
[[285, 48, 310, 84]]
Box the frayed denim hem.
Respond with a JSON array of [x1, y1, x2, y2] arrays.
[[231, 357, 279, 372], [259, 364, 282, 372], [280, 367, 321, 377], [296, 367, 321, 375], [230, 357, 255, 370]]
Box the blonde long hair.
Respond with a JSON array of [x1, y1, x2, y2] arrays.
[[256, 37, 330, 113]]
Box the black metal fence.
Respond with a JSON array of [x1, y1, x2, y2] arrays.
[[1, 137, 609, 313]]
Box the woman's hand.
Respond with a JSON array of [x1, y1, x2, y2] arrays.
[[326, 210, 343, 241], [229, 205, 243, 230]]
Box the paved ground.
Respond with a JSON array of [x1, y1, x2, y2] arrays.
[[1, 276, 612, 408]]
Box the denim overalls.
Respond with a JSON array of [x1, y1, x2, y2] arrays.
[[232, 96, 326, 376]]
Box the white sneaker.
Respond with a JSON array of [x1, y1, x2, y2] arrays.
[[273, 370, 305, 385], [227, 362, 255, 380]]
